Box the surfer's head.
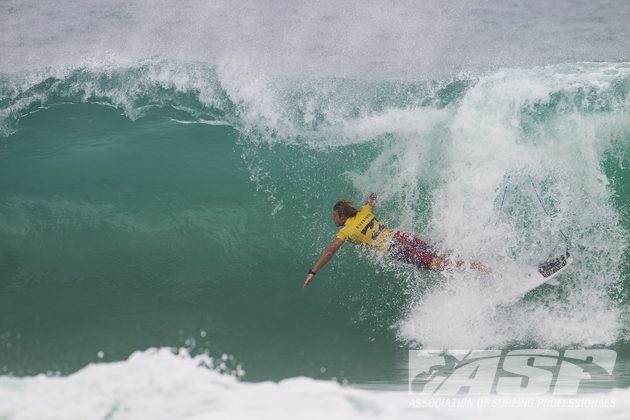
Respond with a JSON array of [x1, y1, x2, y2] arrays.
[[333, 200, 357, 226]]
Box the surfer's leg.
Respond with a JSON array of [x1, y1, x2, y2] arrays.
[[444, 257, 492, 273], [429, 255, 449, 271], [388, 231, 491, 273], [470, 260, 492, 273]]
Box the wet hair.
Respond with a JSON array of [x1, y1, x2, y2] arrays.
[[333, 199, 358, 218]]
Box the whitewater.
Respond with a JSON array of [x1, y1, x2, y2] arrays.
[[1, 348, 629, 420]]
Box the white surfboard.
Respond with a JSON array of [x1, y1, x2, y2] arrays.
[[493, 251, 573, 305]]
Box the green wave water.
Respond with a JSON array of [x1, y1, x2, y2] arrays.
[[1, 61, 629, 386]]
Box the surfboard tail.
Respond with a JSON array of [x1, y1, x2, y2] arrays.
[[538, 254, 571, 278]]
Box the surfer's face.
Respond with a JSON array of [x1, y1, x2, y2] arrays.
[[333, 211, 346, 227]]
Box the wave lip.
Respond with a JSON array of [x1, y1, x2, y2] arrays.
[[0, 60, 233, 137]]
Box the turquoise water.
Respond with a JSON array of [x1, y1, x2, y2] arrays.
[[0, 103, 413, 382], [1, 62, 629, 388]]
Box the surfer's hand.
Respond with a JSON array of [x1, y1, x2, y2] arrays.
[[366, 192, 377, 206], [303, 273, 315, 288]]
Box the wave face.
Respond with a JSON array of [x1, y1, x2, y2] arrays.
[[1, 60, 629, 385]]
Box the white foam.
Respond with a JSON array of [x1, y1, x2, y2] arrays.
[[395, 64, 629, 348], [169, 118, 231, 126], [0, 348, 628, 420]]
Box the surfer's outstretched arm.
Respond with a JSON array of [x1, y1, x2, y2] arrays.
[[303, 238, 344, 288]]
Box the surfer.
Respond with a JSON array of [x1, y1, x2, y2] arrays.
[[303, 193, 490, 288]]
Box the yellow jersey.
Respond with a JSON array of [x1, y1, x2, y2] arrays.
[[336, 204, 395, 252]]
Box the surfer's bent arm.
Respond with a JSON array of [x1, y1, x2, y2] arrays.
[[303, 238, 344, 288], [365, 192, 377, 208]]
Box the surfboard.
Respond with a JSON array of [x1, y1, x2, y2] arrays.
[[493, 251, 573, 305]]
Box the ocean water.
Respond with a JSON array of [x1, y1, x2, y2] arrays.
[[1, 1, 630, 418]]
